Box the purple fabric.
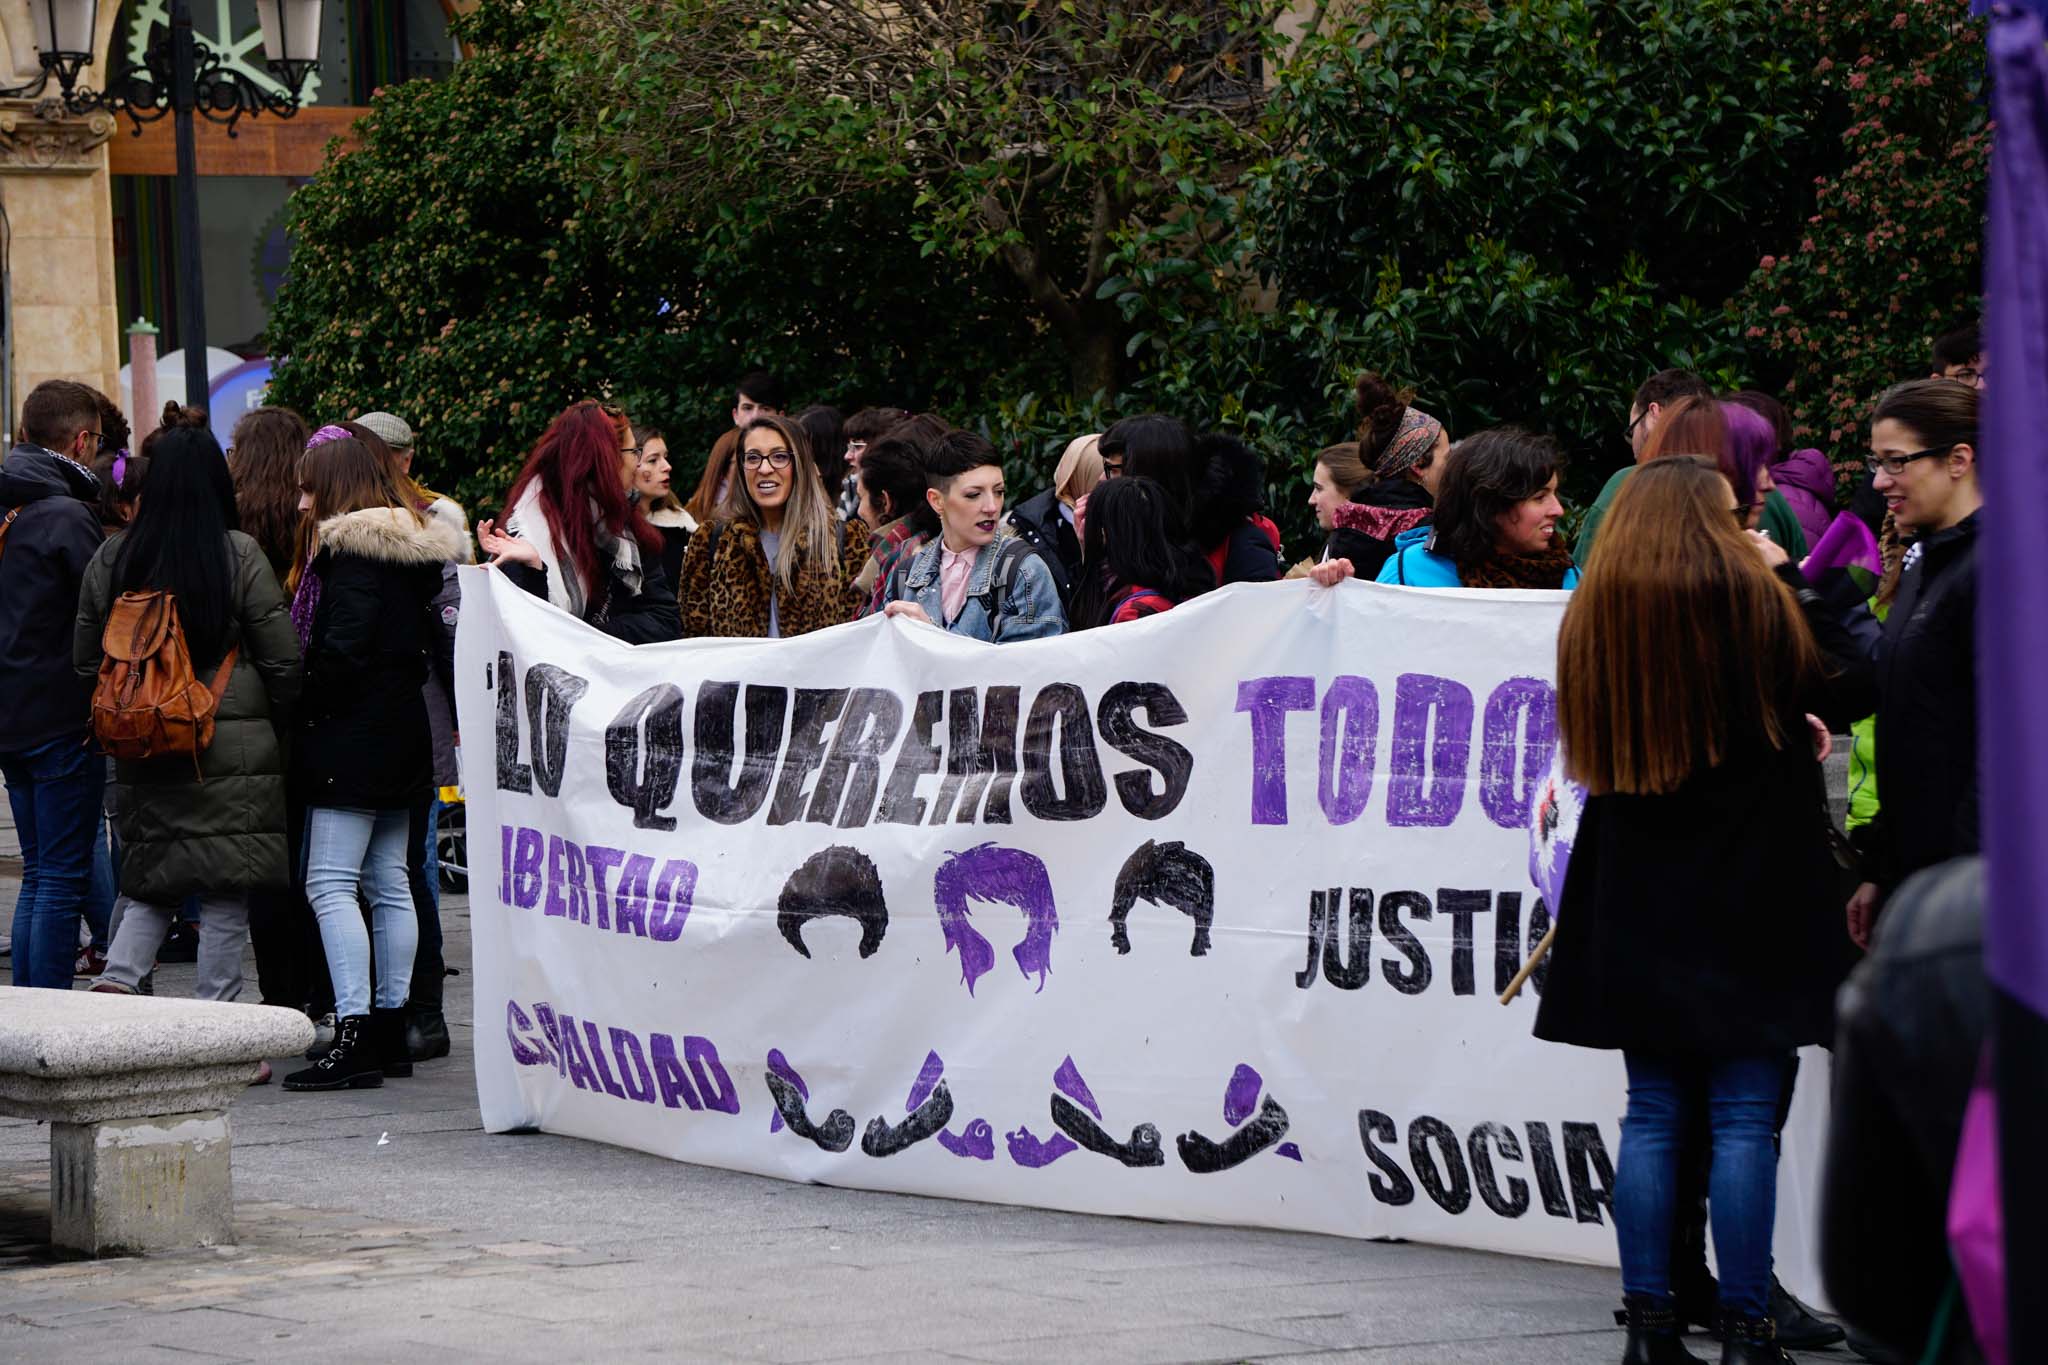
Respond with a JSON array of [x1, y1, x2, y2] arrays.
[[1770, 449, 1836, 550], [289, 567, 322, 649], [1803, 511, 1883, 579], [1980, 6, 2048, 1021], [1949, 1071, 2008, 1365]]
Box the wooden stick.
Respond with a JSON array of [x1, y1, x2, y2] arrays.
[[1497, 922, 1558, 1005]]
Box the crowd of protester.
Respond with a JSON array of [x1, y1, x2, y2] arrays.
[[0, 319, 1992, 1361]]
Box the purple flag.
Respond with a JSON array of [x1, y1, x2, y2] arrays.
[[1976, 7, 2048, 1359]]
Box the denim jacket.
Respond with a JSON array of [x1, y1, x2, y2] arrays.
[[885, 533, 1067, 642]]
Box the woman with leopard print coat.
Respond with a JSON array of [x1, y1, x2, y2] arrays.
[[677, 413, 870, 638]]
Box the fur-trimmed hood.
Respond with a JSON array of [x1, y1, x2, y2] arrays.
[[317, 504, 468, 565], [646, 504, 697, 532]]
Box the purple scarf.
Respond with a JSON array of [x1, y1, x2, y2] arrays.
[[290, 567, 323, 649]]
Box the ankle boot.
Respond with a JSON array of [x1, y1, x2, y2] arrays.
[[371, 1008, 413, 1078], [1719, 1310, 1796, 1364], [1767, 1278, 1843, 1349], [282, 1014, 382, 1091], [406, 1008, 451, 1061], [1618, 1296, 1707, 1364]]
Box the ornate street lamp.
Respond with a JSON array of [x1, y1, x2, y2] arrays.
[[20, 0, 330, 411]]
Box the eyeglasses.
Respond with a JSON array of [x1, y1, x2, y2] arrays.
[[1865, 444, 1954, 477], [1621, 412, 1648, 444], [1101, 456, 1126, 477], [743, 450, 793, 470], [621, 444, 643, 458]]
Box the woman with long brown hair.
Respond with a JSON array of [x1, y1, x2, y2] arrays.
[[683, 427, 742, 528], [1533, 457, 1863, 1364], [229, 406, 311, 583], [675, 413, 868, 637], [282, 430, 464, 1091]]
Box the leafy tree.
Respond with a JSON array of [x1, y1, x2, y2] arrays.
[[267, 0, 1051, 512], [1242, 0, 1843, 492], [554, 0, 1313, 399], [1733, 0, 1986, 478]]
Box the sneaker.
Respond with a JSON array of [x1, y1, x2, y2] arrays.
[[88, 978, 139, 995], [305, 1012, 337, 1060], [73, 946, 107, 978]]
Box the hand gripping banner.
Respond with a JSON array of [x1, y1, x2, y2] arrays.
[[455, 567, 1832, 1284]]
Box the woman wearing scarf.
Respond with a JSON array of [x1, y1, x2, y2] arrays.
[[1371, 428, 1577, 590], [1320, 376, 1450, 579], [475, 401, 682, 644]]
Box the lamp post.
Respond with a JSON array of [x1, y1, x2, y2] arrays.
[[19, 0, 328, 415]]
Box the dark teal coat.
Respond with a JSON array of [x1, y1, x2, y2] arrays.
[[73, 530, 303, 903]]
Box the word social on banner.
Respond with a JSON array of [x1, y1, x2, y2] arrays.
[[454, 567, 1830, 1275]]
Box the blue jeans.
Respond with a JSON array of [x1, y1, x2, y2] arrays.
[[304, 806, 416, 1018], [2, 733, 104, 989], [1615, 1052, 1786, 1317]]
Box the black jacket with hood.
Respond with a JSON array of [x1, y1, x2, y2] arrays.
[[0, 445, 104, 753], [295, 505, 466, 810]]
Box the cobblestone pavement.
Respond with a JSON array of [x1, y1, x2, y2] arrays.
[[0, 876, 1854, 1364]]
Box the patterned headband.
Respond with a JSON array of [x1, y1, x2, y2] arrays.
[[305, 424, 352, 451], [1373, 407, 1445, 480]]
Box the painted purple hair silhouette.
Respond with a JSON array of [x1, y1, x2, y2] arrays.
[[932, 842, 1059, 996]]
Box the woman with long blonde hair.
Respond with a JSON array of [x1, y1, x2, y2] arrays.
[[1534, 456, 1864, 1364], [675, 413, 869, 637]]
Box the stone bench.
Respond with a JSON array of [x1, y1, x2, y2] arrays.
[[0, 986, 314, 1254]]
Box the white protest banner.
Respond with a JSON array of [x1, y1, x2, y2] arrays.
[[455, 566, 1830, 1284]]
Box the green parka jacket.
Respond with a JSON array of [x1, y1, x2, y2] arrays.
[[73, 530, 303, 903]]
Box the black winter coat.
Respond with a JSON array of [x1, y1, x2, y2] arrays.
[[0, 445, 103, 752], [74, 532, 303, 902], [1821, 857, 1989, 1365], [1005, 488, 1081, 606], [295, 506, 465, 810], [1865, 512, 1978, 892], [1323, 478, 1433, 581], [1533, 566, 1867, 1058]]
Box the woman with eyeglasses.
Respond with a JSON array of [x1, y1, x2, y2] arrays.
[[1814, 379, 1979, 948], [476, 400, 682, 644], [676, 413, 870, 638]]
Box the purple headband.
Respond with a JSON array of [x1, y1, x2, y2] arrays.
[[110, 451, 128, 489], [305, 424, 351, 451]]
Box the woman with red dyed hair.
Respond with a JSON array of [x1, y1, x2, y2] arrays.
[[477, 401, 682, 643]]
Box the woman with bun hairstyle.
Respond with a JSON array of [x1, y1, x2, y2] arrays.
[[1311, 374, 1449, 580], [476, 400, 682, 644], [676, 413, 870, 637]]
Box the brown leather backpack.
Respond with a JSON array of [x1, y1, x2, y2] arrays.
[[92, 591, 238, 770]]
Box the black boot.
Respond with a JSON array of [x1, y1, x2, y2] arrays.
[[372, 1008, 413, 1078], [1618, 1295, 1707, 1364], [282, 1015, 382, 1091], [406, 1008, 451, 1061], [1768, 1279, 1843, 1349], [1719, 1310, 1796, 1364]]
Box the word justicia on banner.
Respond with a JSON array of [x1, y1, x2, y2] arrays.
[[454, 567, 1834, 1278]]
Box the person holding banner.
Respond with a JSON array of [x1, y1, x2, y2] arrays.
[[283, 431, 468, 1092], [1371, 428, 1578, 589], [881, 429, 1066, 640], [675, 413, 870, 638], [1068, 475, 1213, 627], [477, 401, 682, 645], [1537, 456, 1864, 1364]]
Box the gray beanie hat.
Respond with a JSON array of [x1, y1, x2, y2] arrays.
[[356, 411, 414, 450]]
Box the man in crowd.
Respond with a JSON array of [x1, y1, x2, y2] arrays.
[[0, 380, 110, 987], [1931, 324, 1986, 389], [1573, 369, 1713, 564], [733, 371, 786, 431]]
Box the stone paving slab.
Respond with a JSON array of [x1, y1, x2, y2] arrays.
[[0, 875, 1861, 1363]]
